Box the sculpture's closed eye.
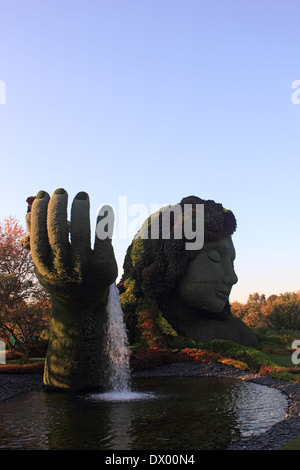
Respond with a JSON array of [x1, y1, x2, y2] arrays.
[[207, 249, 221, 263]]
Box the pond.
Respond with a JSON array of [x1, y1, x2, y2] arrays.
[[0, 377, 288, 450]]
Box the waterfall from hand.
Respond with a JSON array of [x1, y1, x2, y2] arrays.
[[103, 282, 131, 394], [93, 283, 153, 401]]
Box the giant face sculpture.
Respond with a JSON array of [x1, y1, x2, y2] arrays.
[[121, 195, 258, 348], [178, 236, 238, 314]]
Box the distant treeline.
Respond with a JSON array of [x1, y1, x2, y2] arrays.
[[231, 291, 300, 332]]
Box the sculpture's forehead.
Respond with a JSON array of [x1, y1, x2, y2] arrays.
[[200, 236, 236, 258]]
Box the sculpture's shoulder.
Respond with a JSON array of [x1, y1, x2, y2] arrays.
[[185, 314, 258, 348], [224, 315, 258, 348]]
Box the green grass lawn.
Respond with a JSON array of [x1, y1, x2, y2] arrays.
[[266, 352, 300, 369], [6, 357, 45, 365], [281, 436, 300, 450]]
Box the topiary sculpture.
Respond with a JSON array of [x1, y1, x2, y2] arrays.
[[25, 189, 118, 391], [119, 196, 258, 349]]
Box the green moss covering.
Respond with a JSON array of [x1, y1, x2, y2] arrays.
[[120, 278, 138, 309], [54, 188, 66, 195], [281, 436, 300, 450], [158, 311, 178, 337], [131, 237, 145, 267], [24, 189, 118, 391], [36, 190, 46, 199], [75, 191, 88, 200], [120, 195, 239, 347]]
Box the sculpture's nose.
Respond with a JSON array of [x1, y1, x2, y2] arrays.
[[224, 262, 238, 287]]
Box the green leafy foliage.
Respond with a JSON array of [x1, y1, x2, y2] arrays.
[[231, 291, 300, 333], [120, 196, 238, 347]]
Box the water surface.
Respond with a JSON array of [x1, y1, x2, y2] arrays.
[[0, 377, 288, 450]]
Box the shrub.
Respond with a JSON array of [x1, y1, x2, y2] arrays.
[[178, 348, 222, 364], [120, 278, 138, 309], [0, 362, 44, 374], [129, 337, 300, 383], [167, 336, 197, 350], [218, 358, 250, 371], [130, 348, 174, 371], [257, 332, 296, 350], [197, 339, 273, 372], [134, 301, 166, 348], [157, 311, 178, 337], [258, 364, 300, 383]]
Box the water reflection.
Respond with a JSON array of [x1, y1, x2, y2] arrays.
[[0, 377, 288, 450]]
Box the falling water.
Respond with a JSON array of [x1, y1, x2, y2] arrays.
[[93, 283, 154, 401], [102, 282, 131, 395]]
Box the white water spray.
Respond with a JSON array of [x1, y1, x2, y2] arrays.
[[91, 283, 153, 401], [103, 283, 131, 394]]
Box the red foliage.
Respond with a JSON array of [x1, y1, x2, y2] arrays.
[[130, 348, 175, 371], [130, 346, 223, 371], [136, 302, 166, 349], [0, 216, 51, 363], [179, 348, 222, 363], [26, 196, 36, 213], [260, 346, 293, 355], [0, 362, 44, 374]]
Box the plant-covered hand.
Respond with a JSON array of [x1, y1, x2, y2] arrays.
[[26, 188, 118, 391], [27, 188, 117, 307]]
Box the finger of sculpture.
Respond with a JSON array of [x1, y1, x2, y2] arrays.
[[70, 191, 91, 272], [94, 206, 118, 281], [47, 188, 71, 275], [30, 190, 52, 276]]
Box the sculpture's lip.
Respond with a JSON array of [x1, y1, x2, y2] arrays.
[[216, 289, 231, 300]]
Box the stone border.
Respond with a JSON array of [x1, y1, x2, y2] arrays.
[[0, 374, 43, 403]]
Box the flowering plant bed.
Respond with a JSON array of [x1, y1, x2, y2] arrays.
[[130, 338, 300, 383], [260, 346, 295, 355], [0, 362, 44, 374]]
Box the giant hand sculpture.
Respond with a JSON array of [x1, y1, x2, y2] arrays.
[[26, 189, 118, 391]]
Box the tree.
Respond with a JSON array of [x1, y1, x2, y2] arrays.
[[248, 292, 266, 305], [0, 216, 51, 363], [232, 291, 300, 333], [231, 301, 247, 320], [236, 293, 267, 331], [262, 292, 300, 331]]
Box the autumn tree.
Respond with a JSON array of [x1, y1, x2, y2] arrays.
[[231, 301, 248, 321], [0, 216, 51, 363], [262, 292, 300, 331], [231, 293, 267, 331], [232, 291, 300, 333]]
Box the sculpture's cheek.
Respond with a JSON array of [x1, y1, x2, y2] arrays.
[[177, 279, 227, 314]]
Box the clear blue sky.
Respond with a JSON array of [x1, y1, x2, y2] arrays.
[[0, 0, 299, 303]]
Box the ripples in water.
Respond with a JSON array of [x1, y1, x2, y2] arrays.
[[0, 376, 288, 450]]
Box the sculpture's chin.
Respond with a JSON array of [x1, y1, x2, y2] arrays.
[[208, 297, 228, 314], [181, 298, 231, 322], [183, 297, 228, 315]]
